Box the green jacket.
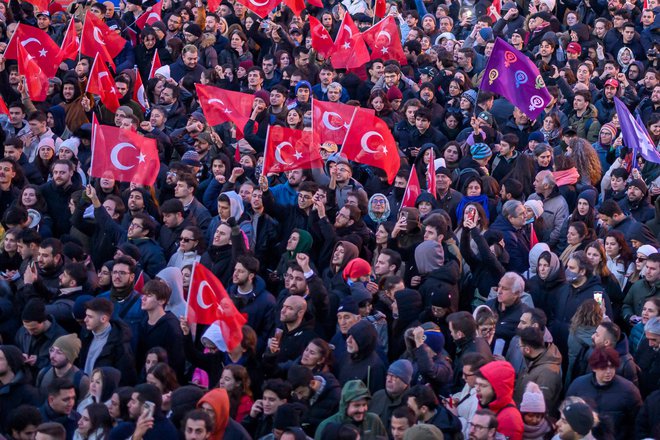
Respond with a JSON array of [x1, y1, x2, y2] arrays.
[[314, 380, 387, 440], [622, 278, 660, 320], [568, 105, 601, 143]]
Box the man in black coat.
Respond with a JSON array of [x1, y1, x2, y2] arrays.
[[264, 295, 316, 364], [0, 345, 40, 433], [447, 311, 494, 392], [486, 272, 527, 351], [158, 199, 194, 259], [287, 366, 341, 437], [3, 138, 43, 185], [40, 159, 82, 237]]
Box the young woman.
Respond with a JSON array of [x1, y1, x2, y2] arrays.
[[107, 387, 134, 425], [527, 251, 565, 321], [17, 184, 53, 237], [77, 367, 121, 413], [219, 364, 254, 422], [559, 221, 592, 266], [74, 403, 113, 440], [584, 241, 625, 321], [168, 226, 205, 269], [630, 297, 660, 353], [146, 362, 179, 412], [566, 299, 603, 386], [0, 227, 22, 275], [604, 231, 635, 289], [275, 229, 313, 278]]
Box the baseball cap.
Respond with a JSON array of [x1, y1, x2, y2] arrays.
[[566, 42, 581, 54], [604, 78, 620, 88]]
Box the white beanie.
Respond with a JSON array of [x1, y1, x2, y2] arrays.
[[524, 200, 544, 219], [154, 65, 171, 80], [637, 245, 658, 258], [520, 382, 546, 413], [539, 0, 556, 11], [58, 137, 80, 158]]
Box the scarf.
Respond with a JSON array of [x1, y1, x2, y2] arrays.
[[523, 418, 552, 440], [559, 243, 581, 267], [456, 195, 490, 222], [553, 167, 580, 186]]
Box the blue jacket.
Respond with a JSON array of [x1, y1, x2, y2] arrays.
[[270, 181, 298, 207], [228, 276, 276, 354], [129, 237, 166, 278], [312, 84, 350, 102], [489, 215, 530, 273]]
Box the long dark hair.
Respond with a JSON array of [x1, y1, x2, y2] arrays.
[[82, 403, 113, 439]]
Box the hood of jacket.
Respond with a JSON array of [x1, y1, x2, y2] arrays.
[[224, 191, 245, 221], [338, 379, 371, 419], [199, 32, 217, 49], [97, 366, 121, 402], [478, 360, 516, 412], [347, 319, 378, 361], [368, 193, 391, 223], [528, 343, 562, 370], [528, 243, 551, 276], [157, 267, 186, 317], [331, 240, 359, 274], [394, 289, 423, 326], [414, 241, 445, 275], [539, 250, 565, 287], [197, 388, 230, 438]]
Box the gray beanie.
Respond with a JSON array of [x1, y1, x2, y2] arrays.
[[387, 359, 413, 385]]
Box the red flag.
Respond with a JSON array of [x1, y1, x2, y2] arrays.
[[426, 148, 436, 198], [341, 108, 400, 183], [309, 16, 334, 58], [375, 0, 387, 18], [284, 0, 305, 15], [362, 16, 407, 64], [5, 24, 62, 77], [0, 95, 8, 116], [148, 51, 162, 79], [31, 0, 49, 13], [263, 126, 323, 175], [80, 11, 126, 70], [401, 166, 421, 209], [207, 0, 221, 12], [59, 18, 79, 61], [530, 224, 539, 247], [135, 2, 163, 29], [308, 0, 323, 6], [91, 119, 160, 185], [18, 43, 48, 102], [235, 0, 281, 18], [134, 271, 145, 293], [312, 99, 357, 146], [196, 84, 255, 138], [87, 55, 121, 113], [488, 0, 502, 22], [133, 67, 147, 111], [330, 14, 370, 69], [187, 263, 247, 351]]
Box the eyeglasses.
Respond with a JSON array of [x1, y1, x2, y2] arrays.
[[129, 223, 143, 229], [180, 237, 196, 243], [112, 271, 130, 276], [468, 422, 490, 430], [371, 199, 386, 205]]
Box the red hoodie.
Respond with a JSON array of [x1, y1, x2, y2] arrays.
[[479, 360, 524, 440]]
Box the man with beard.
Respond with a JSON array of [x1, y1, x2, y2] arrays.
[[6, 405, 43, 440], [265, 295, 315, 363], [466, 410, 500, 440], [174, 173, 211, 233], [158, 83, 188, 130], [279, 259, 329, 337], [40, 160, 82, 237], [594, 78, 619, 124], [473, 361, 523, 439], [0, 157, 19, 213], [618, 179, 655, 222], [447, 312, 494, 392], [270, 168, 308, 207], [1, 102, 30, 139], [405, 384, 462, 438], [19, 238, 67, 302], [45, 263, 88, 333], [318, 204, 373, 261], [287, 365, 341, 436], [36, 334, 89, 400]]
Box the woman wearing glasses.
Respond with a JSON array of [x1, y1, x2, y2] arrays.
[[168, 226, 205, 269]]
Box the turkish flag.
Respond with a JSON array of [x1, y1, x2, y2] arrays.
[[187, 263, 247, 351], [235, 0, 281, 18], [91, 118, 160, 185], [148, 50, 162, 79], [284, 0, 305, 15], [0, 95, 8, 116], [309, 16, 334, 58], [80, 11, 126, 71], [488, 0, 502, 22], [530, 224, 539, 248], [32, 0, 49, 13], [341, 108, 400, 183], [263, 126, 323, 175], [134, 271, 145, 293], [362, 16, 407, 65], [86, 55, 120, 113], [5, 24, 62, 77], [196, 84, 255, 138], [59, 18, 80, 61], [401, 166, 421, 209], [133, 67, 147, 111], [136, 2, 162, 29], [426, 148, 436, 198], [375, 0, 387, 17], [330, 14, 370, 69], [312, 99, 358, 146], [18, 43, 48, 102]]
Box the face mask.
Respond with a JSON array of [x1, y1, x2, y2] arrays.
[[565, 269, 580, 283], [525, 217, 535, 225]]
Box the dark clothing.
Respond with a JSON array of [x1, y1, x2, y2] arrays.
[[136, 312, 185, 381], [14, 317, 67, 375], [490, 215, 530, 273], [77, 320, 137, 386], [452, 336, 493, 393], [0, 371, 40, 433], [40, 181, 82, 236], [227, 276, 277, 354]]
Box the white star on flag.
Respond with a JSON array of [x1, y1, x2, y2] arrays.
[[381, 47, 389, 54], [343, 42, 351, 49], [39, 49, 48, 57], [294, 150, 303, 160], [137, 152, 146, 163]]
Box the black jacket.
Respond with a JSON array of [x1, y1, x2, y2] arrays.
[[636, 388, 660, 439], [77, 320, 137, 386], [227, 276, 276, 354], [338, 320, 386, 394], [40, 180, 82, 236], [136, 312, 185, 381], [0, 370, 40, 432]]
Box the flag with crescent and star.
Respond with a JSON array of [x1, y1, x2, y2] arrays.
[[329, 13, 371, 69], [187, 263, 247, 351], [133, 66, 147, 111], [341, 108, 401, 183], [309, 16, 334, 58], [87, 54, 121, 113], [615, 97, 660, 165], [59, 18, 80, 62], [90, 118, 160, 185], [263, 125, 324, 175], [196, 84, 256, 139], [17, 43, 49, 102], [136, 1, 163, 29], [362, 16, 407, 65], [80, 10, 126, 71], [479, 38, 552, 120], [312, 99, 361, 146], [5, 23, 62, 77], [235, 0, 281, 18], [401, 166, 421, 209]]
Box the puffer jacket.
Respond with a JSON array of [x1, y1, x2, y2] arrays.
[[568, 104, 601, 143]]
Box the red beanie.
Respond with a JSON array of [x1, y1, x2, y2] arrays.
[[343, 258, 371, 281]]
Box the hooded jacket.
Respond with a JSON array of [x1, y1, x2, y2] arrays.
[[338, 321, 386, 394], [136, 311, 185, 381], [478, 361, 524, 440], [314, 380, 387, 440], [197, 388, 251, 440], [527, 251, 564, 322], [622, 276, 660, 321], [389, 289, 424, 361], [513, 344, 563, 414], [416, 242, 461, 312], [490, 214, 530, 273]]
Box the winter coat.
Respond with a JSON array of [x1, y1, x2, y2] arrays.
[[490, 215, 530, 273], [136, 312, 185, 381], [128, 237, 166, 279], [263, 317, 317, 365], [337, 320, 386, 394], [0, 370, 40, 432], [485, 298, 526, 349], [478, 361, 524, 440], [300, 373, 341, 437], [14, 317, 67, 374], [636, 388, 660, 439], [619, 196, 655, 223], [227, 276, 276, 354], [98, 290, 146, 349], [568, 105, 601, 143], [635, 338, 660, 397], [566, 373, 642, 440], [40, 180, 82, 236], [77, 320, 137, 386], [527, 189, 570, 248], [452, 335, 493, 393], [72, 204, 126, 270], [513, 344, 563, 415], [418, 260, 461, 313], [368, 388, 405, 433], [408, 345, 453, 397], [622, 277, 660, 321], [526, 253, 565, 323], [566, 325, 597, 387]]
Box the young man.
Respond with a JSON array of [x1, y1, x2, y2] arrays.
[[39, 379, 78, 439], [36, 334, 89, 400], [182, 410, 213, 440]]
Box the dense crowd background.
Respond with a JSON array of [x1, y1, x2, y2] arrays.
[[1, 0, 660, 438]]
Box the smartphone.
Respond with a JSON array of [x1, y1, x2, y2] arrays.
[[593, 292, 603, 307], [466, 206, 476, 224], [142, 401, 155, 419], [400, 211, 408, 222], [493, 339, 505, 357]]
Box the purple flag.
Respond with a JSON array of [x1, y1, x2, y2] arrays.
[[480, 38, 552, 120], [614, 97, 660, 164]]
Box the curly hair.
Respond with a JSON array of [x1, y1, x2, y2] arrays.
[[569, 138, 602, 185], [570, 299, 603, 332]]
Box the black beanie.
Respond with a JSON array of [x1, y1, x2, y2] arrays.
[[273, 403, 303, 430], [22, 299, 47, 323]]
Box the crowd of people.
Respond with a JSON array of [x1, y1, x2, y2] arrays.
[[0, 0, 660, 438]]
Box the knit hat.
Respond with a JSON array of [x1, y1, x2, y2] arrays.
[[38, 137, 55, 152], [337, 296, 359, 315], [529, 131, 545, 143], [118, 243, 141, 261], [629, 178, 648, 195], [386, 86, 403, 101], [539, 0, 556, 10], [295, 80, 311, 93], [524, 199, 544, 219], [435, 32, 456, 44], [186, 23, 202, 38], [600, 122, 617, 138], [562, 402, 594, 436], [22, 299, 47, 323], [470, 143, 492, 160], [182, 150, 202, 167], [477, 111, 494, 126], [239, 60, 254, 70], [423, 329, 445, 354], [273, 403, 303, 430], [512, 28, 528, 40], [520, 382, 546, 413], [479, 27, 494, 41], [637, 244, 658, 258], [577, 189, 598, 208], [402, 424, 444, 440], [387, 359, 413, 385], [154, 65, 171, 79], [58, 137, 80, 157], [254, 89, 270, 103], [342, 258, 371, 281], [462, 89, 477, 106], [52, 334, 82, 363], [350, 283, 373, 306]]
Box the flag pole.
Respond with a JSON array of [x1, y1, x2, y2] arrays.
[[338, 107, 358, 155], [262, 124, 272, 175], [185, 261, 198, 321]]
